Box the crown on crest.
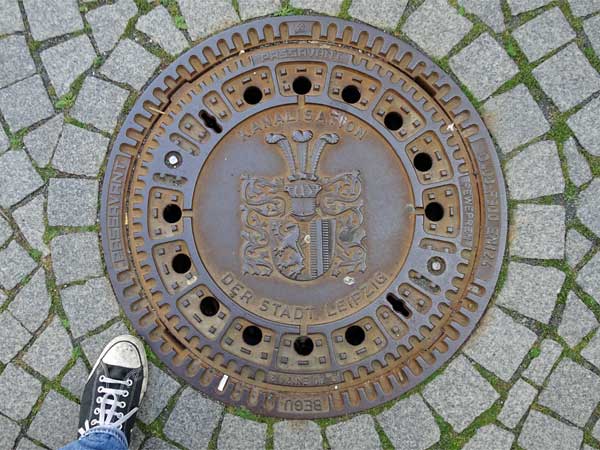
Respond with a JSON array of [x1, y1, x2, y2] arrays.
[[266, 130, 339, 182], [265, 130, 340, 218]]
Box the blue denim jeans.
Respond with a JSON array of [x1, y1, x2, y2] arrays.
[[60, 427, 128, 450]]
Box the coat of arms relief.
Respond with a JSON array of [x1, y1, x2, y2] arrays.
[[240, 130, 367, 281]]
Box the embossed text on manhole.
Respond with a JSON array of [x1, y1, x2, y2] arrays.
[[101, 16, 507, 418]]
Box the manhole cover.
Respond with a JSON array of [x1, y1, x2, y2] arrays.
[[101, 16, 507, 418]]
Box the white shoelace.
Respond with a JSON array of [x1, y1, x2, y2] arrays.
[[78, 375, 138, 437]]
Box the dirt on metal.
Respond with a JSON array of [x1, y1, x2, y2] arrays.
[[100, 16, 507, 418]]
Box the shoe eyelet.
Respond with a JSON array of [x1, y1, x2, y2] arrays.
[[126, 379, 133, 387], [122, 391, 129, 398], [99, 375, 105, 382], [94, 408, 100, 415], [90, 420, 98, 426], [117, 413, 124, 418], [96, 397, 102, 404], [97, 386, 104, 393], [119, 401, 126, 408]]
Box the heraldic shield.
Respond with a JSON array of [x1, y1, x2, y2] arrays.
[[240, 130, 367, 281]]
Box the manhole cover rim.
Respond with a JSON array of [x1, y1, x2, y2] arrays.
[[100, 15, 508, 418]]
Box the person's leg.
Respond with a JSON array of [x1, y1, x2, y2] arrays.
[[60, 427, 128, 450], [59, 335, 148, 450]]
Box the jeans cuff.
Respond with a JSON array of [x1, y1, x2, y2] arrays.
[[82, 425, 128, 449]]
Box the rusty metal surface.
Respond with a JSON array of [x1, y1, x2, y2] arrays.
[[100, 16, 507, 419]]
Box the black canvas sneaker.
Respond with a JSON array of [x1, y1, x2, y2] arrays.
[[78, 335, 148, 444]]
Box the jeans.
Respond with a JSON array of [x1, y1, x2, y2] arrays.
[[60, 427, 128, 450]]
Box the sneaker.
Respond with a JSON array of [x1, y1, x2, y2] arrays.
[[78, 335, 148, 443]]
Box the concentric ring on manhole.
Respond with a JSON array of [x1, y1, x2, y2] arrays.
[[100, 16, 507, 419]]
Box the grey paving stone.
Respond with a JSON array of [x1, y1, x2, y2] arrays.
[[13, 195, 49, 256], [582, 332, 600, 369], [563, 137, 592, 187], [577, 252, 600, 303], [8, 269, 50, 333], [422, 355, 499, 432], [0, 75, 54, 132], [23, 0, 83, 41], [0, 364, 41, 420], [0, 310, 31, 363], [100, 39, 160, 90], [28, 390, 79, 449], [463, 307, 537, 382], [566, 229, 592, 268], [0, 0, 24, 35], [518, 410, 582, 450], [24, 114, 63, 167], [349, 0, 407, 30], [0, 150, 43, 208], [558, 292, 598, 347], [482, 85, 550, 154], [138, 363, 180, 423], [218, 414, 267, 450], [450, 33, 518, 100], [238, 0, 281, 21], [273, 420, 323, 450], [143, 438, 179, 450], [568, 96, 600, 156], [177, 0, 239, 40], [578, 179, 600, 238], [463, 424, 513, 450], [377, 394, 439, 450], [0, 35, 36, 89], [513, 7, 575, 62], [130, 426, 144, 450], [52, 125, 108, 176], [498, 378, 537, 429], [47, 178, 98, 226], [533, 44, 600, 112], [136, 6, 189, 56], [23, 318, 72, 380], [61, 359, 88, 399], [0, 126, 8, 154], [0, 241, 37, 290], [86, 0, 137, 53], [567, 0, 600, 17], [51, 232, 102, 285], [41, 35, 96, 98], [496, 262, 565, 323], [584, 15, 600, 56], [326, 415, 381, 450], [523, 339, 562, 385], [0, 214, 11, 246], [507, 0, 552, 15], [403, 0, 472, 59], [539, 358, 600, 426], [289, 0, 343, 16], [510, 204, 565, 260], [71, 77, 129, 133], [164, 387, 223, 449], [505, 140, 564, 200], [0, 414, 20, 450], [458, 0, 505, 32], [61, 277, 120, 338], [81, 321, 129, 363]]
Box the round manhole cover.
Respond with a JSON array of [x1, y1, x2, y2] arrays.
[[101, 16, 507, 418]]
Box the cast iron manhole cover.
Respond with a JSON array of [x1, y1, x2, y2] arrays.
[[101, 16, 507, 418]]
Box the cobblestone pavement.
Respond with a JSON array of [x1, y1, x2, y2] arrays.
[[0, 0, 599, 449]]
